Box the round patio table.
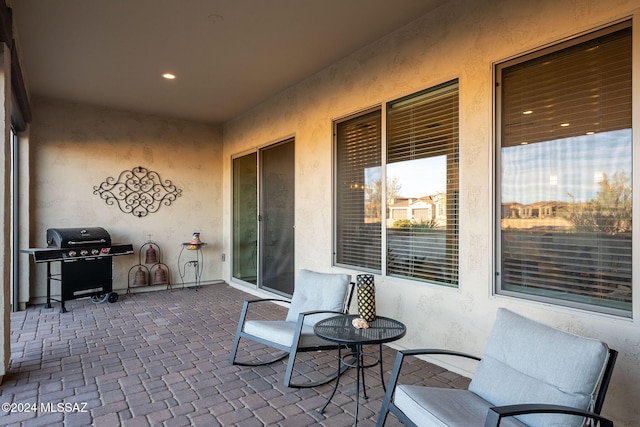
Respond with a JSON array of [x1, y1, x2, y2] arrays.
[[314, 314, 406, 426]]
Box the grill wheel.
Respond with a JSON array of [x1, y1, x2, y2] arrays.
[[91, 292, 119, 304]]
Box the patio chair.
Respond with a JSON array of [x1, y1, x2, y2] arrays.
[[377, 308, 618, 427], [229, 269, 355, 388]]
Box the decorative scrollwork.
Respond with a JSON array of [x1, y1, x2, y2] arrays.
[[93, 166, 182, 217]]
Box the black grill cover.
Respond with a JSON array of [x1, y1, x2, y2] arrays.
[[46, 227, 111, 248]]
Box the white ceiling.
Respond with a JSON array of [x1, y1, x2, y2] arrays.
[[11, 0, 445, 124]]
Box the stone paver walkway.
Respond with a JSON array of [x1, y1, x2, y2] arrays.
[[1, 283, 469, 426]]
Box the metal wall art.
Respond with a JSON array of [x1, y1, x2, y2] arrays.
[[93, 166, 182, 217]]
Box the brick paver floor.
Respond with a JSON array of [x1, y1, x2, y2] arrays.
[[1, 283, 470, 426]]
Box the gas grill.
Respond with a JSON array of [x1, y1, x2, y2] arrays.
[[22, 227, 133, 312]]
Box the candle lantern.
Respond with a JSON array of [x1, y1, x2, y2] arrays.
[[356, 274, 376, 322]]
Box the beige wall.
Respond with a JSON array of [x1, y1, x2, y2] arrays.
[[222, 0, 640, 425], [25, 97, 223, 302]]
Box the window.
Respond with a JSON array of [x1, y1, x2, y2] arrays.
[[496, 22, 632, 316], [335, 110, 382, 271], [335, 80, 460, 286], [387, 82, 459, 285]]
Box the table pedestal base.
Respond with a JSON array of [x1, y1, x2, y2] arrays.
[[313, 315, 406, 426], [319, 343, 386, 426]]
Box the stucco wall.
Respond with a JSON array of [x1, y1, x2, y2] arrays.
[[222, 0, 640, 425], [25, 97, 223, 302]]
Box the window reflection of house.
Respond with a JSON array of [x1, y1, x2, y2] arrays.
[[501, 201, 571, 229], [388, 193, 446, 227], [503, 201, 566, 219]]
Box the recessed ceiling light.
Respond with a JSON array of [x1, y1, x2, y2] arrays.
[[522, 110, 533, 115], [162, 73, 176, 80], [560, 123, 570, 127], [207, 13, 224, 23]]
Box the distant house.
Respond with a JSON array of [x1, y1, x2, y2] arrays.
[[501, 201, 572, 229], [388, 193, 446, 227]]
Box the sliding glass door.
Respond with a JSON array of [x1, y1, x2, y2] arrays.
[[232, 138, 295, 296], [232, 152, 258, 284], [259, 140, 295, 295]]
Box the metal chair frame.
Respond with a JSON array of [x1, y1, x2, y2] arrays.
[[377, 347, 618, 427], [229, 282, 355, 388]]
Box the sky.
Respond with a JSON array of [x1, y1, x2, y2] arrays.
[[362, 128, 632, 205], [387, 156, 447, 198], [501, 129, 632, 204]]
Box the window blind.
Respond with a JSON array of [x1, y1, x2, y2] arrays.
[[335, 110, 382, 270], [388, 82, 460, 163], [497, 22, 632, 315], [501, 24, 631, 147], [387, 81, 459, 285]]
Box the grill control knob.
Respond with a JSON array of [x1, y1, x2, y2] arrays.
[[68, 250, 77, 257], [91, 249, 100, 255], [80, 249, 88, 256]]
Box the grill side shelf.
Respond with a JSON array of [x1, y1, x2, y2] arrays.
[[21, 244, 134, 263]]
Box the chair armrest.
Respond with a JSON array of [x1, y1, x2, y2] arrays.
[[388, 349, 481, 389], [484, 404, 614, 427], [293, 310, 345, 333], [236, 298, 292, 328], [298, 309, 344, 318], [245, 298, 291, 306], [379, 348, 481, 413], [398, 348, 482, 361]]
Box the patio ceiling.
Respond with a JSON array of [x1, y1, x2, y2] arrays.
[[11, 0, 445, 124]]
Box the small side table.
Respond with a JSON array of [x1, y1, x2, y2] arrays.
[[178, 242, 206, 289], [314, 314, 406, 426]]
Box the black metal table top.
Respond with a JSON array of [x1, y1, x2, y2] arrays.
[[314, 314, 406, 345]]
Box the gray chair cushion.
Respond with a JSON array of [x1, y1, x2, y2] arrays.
[[285, 269, 351, 326], [468, 308, 610, 427], [394, 386, 527, 427], [244, 320, 337, 348]]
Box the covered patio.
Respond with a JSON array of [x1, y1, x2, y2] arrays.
[[1, 284, 469, 426], [2, 1, 638, 425]]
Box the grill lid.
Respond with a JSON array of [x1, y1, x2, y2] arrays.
[[47, 227, 111, 248]]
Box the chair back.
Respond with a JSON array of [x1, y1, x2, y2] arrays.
[[285, 269, 351, 326], [468, 308, 612, 427]]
